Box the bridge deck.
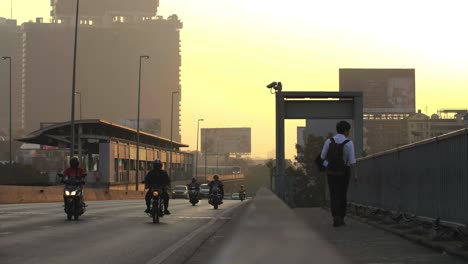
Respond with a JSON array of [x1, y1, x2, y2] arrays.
[[206, 188, 466, 264]]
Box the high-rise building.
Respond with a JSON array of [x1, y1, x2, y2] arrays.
[[0, 18, 23, 135], [22, 1, 182, 142], [340, 68, 416, 154]]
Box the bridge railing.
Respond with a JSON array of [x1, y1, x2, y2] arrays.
[[349, 128, 468, 224]]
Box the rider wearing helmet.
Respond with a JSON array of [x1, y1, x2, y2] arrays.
[[239, 185, 246, 199], [63, 157, 86, 182], [63, 157, 87, 206], [187, 177, 200, 191], [144, 160, 171, 215], [239, 185, 246, 193], [208, 175, 224, 203]]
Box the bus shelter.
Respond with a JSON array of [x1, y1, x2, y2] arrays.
[[18, 119, 194, 190]]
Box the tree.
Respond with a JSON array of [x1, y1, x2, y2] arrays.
[[291, 133, 327, 207]]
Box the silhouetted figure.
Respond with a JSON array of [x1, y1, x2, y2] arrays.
[[320, 121, 356, 227]]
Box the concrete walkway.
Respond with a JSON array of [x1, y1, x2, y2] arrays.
[[188, 188, 467, 264], [208, 188, 349, 264], [295, 208, 467, 263]]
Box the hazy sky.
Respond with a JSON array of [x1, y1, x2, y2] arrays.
[[1, 0, 468, 160]]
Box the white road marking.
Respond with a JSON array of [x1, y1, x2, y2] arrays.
[[0, 232, 13, 236], [177, 216, 232, 220], [145, 201, 246, 264]]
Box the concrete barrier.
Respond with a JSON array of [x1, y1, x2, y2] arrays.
[[0, 185, 146, 204]]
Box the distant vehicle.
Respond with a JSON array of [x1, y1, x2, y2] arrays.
[[172, 185, 188, 199], [188, 185, 200, 206], [232, 166, 241, 174], [147, 185, 165, 224], [239, 191, 246, 202], [58, 173, 87, 221], [209, 186, 222, 210], [231, 193, 240, 200], [200, 184, 210, 198]]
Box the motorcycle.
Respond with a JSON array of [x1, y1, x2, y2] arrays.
[[188, 186, 200, 206], [239, 191, 246, 202], [58, 173, 86, 221], [147, 185, 165, 224], [209, 186, 222, 210]]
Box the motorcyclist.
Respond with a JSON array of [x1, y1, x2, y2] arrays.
[[208, 175, 224, 204], [187, 178, 200, 191], [62, 157, 87, 206], [239, 185, 246, 194], [144, 160, 171, 215], [239, 185, 247, 201], [63, 157, 86, 182]]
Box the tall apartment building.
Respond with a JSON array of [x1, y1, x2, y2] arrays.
[[22, 0, 182, 142], [0, 18, 23, 136]]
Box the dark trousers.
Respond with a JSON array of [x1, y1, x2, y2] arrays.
[[327, 169, 350, 219], [145, 190, 169, 210]]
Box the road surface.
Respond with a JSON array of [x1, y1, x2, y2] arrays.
[[0, 199, 245, 264]]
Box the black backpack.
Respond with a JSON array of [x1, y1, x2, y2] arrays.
[[326, 138, 349, 176]]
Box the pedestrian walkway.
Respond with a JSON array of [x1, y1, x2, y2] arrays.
[[198, 188, 467, 264], [209, 188, 348, 264], [294, 208, 466, 263]]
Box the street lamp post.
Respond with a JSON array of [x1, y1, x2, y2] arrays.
[[74, 91, 82, 167], [75, 92, 82, 120], [2, 56, 12, 170], [204, 131, 207, 182], [70, 0, 80, 158], [136, 55, 150, 191], [195, 119, 204, 180], [169, 91, 179, 183]]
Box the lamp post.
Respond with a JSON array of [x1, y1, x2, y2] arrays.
[[195, 119, 204, 180], [169, 91, 179, 182], [2, 56, 12, 169], [70, 0, 80, 158], [75, 92, 82, 120], [74, 91, 83, 166], [136, 55, 150, 191]]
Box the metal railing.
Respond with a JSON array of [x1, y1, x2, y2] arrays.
[[349, 128, 468, 224]]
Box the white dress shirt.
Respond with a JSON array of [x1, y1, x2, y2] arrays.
[[320, 134, 356, 167]]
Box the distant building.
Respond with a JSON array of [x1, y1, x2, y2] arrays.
[[363, 114, 409, 153], [407, 109, 468, 144], [297, 126, 305, 147], [340, 68, 416, 154], [0, 18, 23, 133], [21, 1, 182, 142]]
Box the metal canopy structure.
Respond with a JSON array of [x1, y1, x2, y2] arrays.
[[17, 119, 188, 152], [275, 91, 363, 201]]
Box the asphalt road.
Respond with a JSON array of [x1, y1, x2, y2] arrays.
[[0, 198, 246, 264]]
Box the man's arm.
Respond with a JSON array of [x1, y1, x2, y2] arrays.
[[320, 139, 330, 160]]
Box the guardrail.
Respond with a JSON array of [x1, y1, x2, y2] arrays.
[[349, 128, 468, 224]]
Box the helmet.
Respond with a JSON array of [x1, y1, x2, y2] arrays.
[[240, 185, 244, 188], [70, 157, 79, 168], [213, 175, 219, 180], [191, 178, 197, 183], [153, 159, 163, 170]]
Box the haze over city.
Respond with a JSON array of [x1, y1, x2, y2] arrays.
[[1, 0, 467, 160], [2, 1, 468, 263]]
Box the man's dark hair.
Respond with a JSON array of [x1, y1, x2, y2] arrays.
[[336, 121, 351, 134]]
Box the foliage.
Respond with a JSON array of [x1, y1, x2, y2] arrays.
[[291, 133, 327, 207]]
